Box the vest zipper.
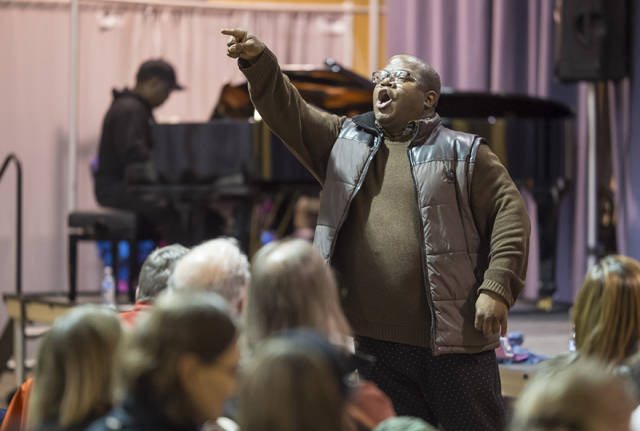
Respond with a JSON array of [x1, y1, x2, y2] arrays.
[[407, 147, 438, 354], [328, 134, 383, 259]]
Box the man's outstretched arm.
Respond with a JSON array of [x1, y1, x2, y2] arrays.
[[222, 29, 345, 184]]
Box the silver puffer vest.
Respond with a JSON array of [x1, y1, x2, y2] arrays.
[[314, 112, 499, 355]]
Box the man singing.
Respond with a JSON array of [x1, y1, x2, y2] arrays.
[[223, 29, 530, 430]]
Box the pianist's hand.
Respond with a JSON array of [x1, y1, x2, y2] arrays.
[[221, 29, 265, 61]]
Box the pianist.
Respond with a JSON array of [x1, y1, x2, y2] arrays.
[[223, 29, 530, 430], [94, 59, 183, 240]]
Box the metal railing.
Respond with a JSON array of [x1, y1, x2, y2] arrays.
[[0, 153, 23, 296]]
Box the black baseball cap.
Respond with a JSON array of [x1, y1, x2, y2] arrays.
[[136, 59, 184, 90]]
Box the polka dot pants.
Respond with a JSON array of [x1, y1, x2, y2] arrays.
[[355, 336, 504, 431]]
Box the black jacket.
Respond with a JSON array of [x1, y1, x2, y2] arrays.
[[31, 415, 99, 431], [94, 89, 155, 207], [85, 397, 199, 431]]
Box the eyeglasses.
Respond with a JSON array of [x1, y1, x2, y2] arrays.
[[371, 70, 416, 85]]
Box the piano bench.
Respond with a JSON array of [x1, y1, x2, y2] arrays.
[[67, 210, 139, 303]]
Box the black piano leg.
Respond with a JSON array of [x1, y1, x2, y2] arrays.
[[128, 239, 137, 303], [110, 240, 118, 301], [68, 235, 78, 301], [233, 198, 252, 253]]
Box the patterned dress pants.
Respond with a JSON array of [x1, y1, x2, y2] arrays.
[[355, 336, 505, 431]]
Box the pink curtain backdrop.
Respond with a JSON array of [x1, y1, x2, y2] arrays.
[[387, 0, 594, 303], [0, 2, 351, 326]]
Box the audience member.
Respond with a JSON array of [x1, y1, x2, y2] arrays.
[[169, 238, 249, 317], [88, 291, 239, 431], [537, 254, 640, 380], [509, 358, 636, 431], [28, 305, 122, 431], [243, 238, 350, 354], [243, 239, 394, 429], [120, 243, 189, 326], [238, 330, 353, 431], [572, 254, 640, 364]]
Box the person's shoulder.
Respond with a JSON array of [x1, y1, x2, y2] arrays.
[[350, 380, 396, 425], [430, 124, 484, 161], [438, 124, 482, 146], [339, 113, 376, 142], [85, 406, 137, 431], [85, 413, 135, 431], [350, 112, 376, 131], [374, 416, 438, 431], [108, 90, 148, 115], [536, 351, 579, 376], [85, 417, 111, 431], [32, 415, 97, 431]]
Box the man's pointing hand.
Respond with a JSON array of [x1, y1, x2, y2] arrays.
[[221, 29, 265, 62]]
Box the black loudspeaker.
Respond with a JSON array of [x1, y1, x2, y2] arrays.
[[554, 0, 630, 82]]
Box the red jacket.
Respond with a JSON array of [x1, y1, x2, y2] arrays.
[[119, 301, 153, 327], [0, 378, 33, 431]]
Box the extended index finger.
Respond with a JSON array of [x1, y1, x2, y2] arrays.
[[221, 29, 247, 40]]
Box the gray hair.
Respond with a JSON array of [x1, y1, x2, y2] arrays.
[[137, 244, 189, 302], [169, 238, 250, 315]]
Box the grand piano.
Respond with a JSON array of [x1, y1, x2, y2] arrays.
[[150, 60, 574, 298]]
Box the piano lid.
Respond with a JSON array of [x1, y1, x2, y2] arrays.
[[211, 59, 373, 119], [211, 59, 574, 120], [438, 89, 574, 119]]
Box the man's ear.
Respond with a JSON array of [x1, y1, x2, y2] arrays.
[[424, 89, 438, 111]]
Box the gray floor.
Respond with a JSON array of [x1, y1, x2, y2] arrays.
[[508, 301, 572, 357]]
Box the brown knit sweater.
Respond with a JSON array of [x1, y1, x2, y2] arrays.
[[332, 138, 430, 347], [240, 49, 529, 348]]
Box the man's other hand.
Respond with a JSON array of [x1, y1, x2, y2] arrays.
[[474, 291, 508, 337], [221, 29, 265, 61]]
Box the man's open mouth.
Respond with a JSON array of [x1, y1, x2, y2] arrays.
[[376, 89, 392, 109]]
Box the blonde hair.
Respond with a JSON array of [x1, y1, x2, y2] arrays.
[[28, 305, 122, 428], [573, 254, 640, 363], [238, 336, 350, 431], [510, 358, 636, 431], [116, 291, 237, 424], [243, 239, 351, 354]]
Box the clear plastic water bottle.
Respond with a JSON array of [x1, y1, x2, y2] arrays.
[[101, 266, 115, 307], [568, 329, 577, 352]]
